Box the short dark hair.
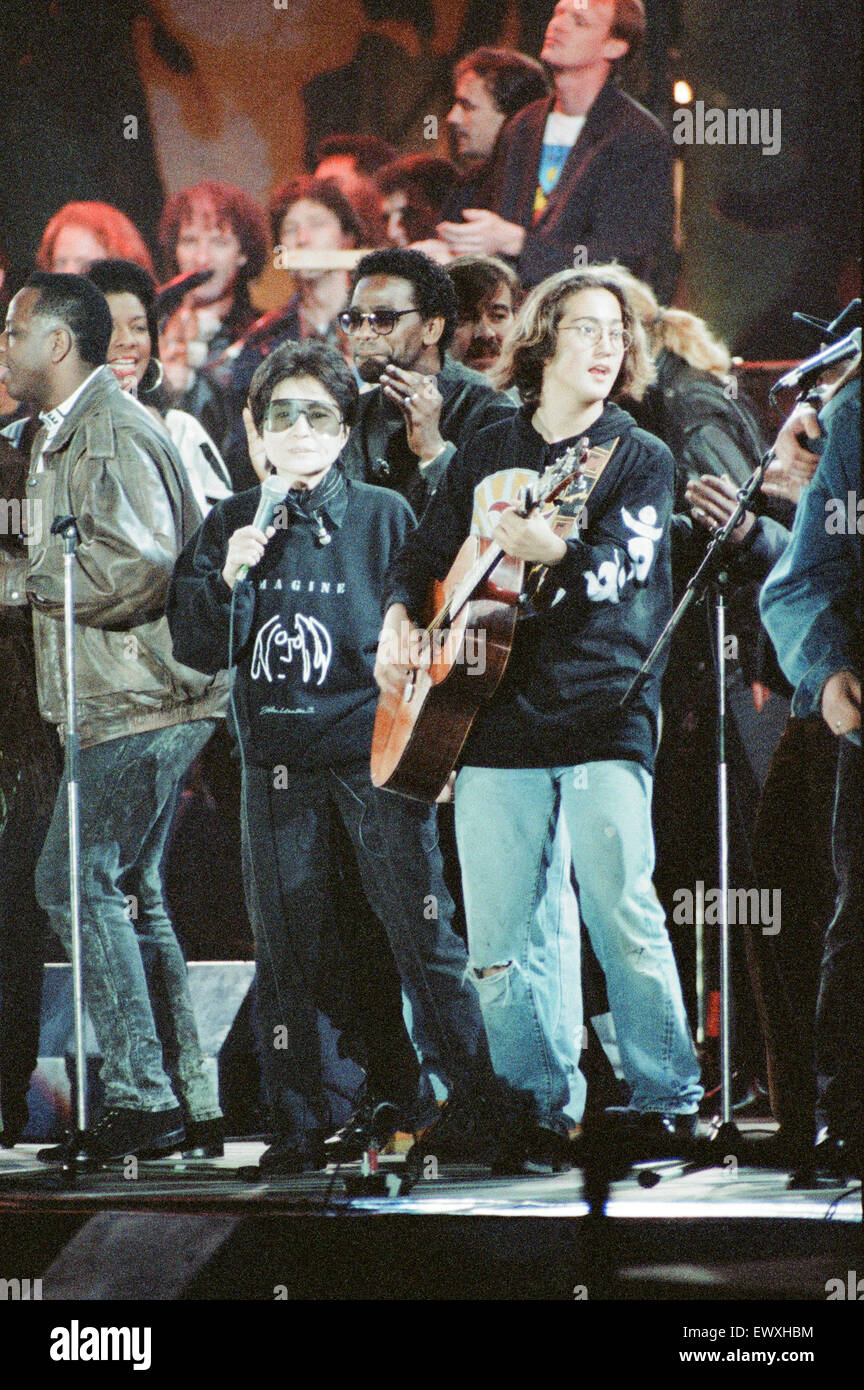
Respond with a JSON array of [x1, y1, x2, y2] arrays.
[[268, 176, 384, 249], [158, 181, 269, 283], [86, 258, 160, 377], [446, 255, 522, 322], [247, 341, 359, 435], [375, 154, 459, 243], [313, 133, 398, 176], [454, 48, 550, 119], [361, 0, 434, 39], [611, 0, 646, 65], [24, 270, 113, 367], [351, 247, 457, 351], [375, 155, 456, 215]]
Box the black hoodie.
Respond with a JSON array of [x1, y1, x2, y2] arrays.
[[383, 402, 675, 773]]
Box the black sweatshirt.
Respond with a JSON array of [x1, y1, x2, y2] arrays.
[[167, 468, 414, 770], [383, 402, 675, 774]]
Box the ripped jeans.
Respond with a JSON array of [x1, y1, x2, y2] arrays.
[[455, 761, 703, 1132]]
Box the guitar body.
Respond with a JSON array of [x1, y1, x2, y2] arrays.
[[371, 536, 524, 802]]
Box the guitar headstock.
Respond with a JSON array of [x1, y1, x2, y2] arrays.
[[534, 435, 591, 507]]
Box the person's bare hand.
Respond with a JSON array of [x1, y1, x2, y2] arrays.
[[374, 604, 431, 696], [821, 670, 861, 737], [685, 474, 755, 545], [436, 209, 526, 259], [379, 365, 445, 461], [243, 406, 270, 482], [492, 506, 568, 565], [409, 238, 456, 265], [222, 524, 276, 589], [761, 401, 821, 503]]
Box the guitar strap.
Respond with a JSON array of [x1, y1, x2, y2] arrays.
[[522, 436, 619, 610]]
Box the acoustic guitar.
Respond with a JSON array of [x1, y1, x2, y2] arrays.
[[371, 445, 595, 803]]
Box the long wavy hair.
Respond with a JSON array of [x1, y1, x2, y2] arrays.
[[594, 263, 733, 389], [490, 267, 655, 408]]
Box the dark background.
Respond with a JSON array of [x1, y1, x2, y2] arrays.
[[0, 0, 860, 356]]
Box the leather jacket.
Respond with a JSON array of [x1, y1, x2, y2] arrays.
[[0, 368, 228, 747]]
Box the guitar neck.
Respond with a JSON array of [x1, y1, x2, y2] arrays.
[[439, 540, 507, 629]]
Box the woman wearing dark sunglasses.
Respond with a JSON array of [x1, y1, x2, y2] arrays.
[[167, 340, 492, 1174]]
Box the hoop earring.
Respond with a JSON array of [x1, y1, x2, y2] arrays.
[[142, 358, 165, 394]]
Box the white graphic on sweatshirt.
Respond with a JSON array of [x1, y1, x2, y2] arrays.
[[250, 613, 333, 686], [584, 504, 662, 603]]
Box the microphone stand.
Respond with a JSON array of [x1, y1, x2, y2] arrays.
[[51, 516, 91, 1169], [619, 452, 775, 1162]]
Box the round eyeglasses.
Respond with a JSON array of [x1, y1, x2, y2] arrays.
[[559, 318, 632, 350], [264, 399, 344, 435]]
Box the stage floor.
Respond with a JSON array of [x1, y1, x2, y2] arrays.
[[1, 1121, 860, 1301]]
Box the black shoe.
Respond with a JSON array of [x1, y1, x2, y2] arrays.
[[605, 1107, 699, 1158], [256, 1135, 326, 1175], [0, 1097, 28, 1148], [324, 1100, 403, 1164], [494, 1123, 577, 1176], [410, 1087, 524, 1170], [36, 1107, 185, 1164], [181, 1117, 225, 1160], [813, 1128, 863, 1178]]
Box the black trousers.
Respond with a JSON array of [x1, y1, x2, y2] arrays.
[[0, 784, 54, 1136], [241, 759, 489, 1143], [815, 738, 863, 1139]]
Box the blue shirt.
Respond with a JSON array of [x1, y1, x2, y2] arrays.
[[760, 378, 861, 739]]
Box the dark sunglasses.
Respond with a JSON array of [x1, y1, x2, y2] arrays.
[[264, 399, 344, 435], [338, 308, 420, 336]]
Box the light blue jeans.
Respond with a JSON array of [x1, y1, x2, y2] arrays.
[[454, 760, 703, 1131]]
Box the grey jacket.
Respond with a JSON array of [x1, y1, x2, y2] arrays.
[[0, 368, 227, 747]]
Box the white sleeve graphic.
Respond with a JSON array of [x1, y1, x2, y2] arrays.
[[584, 505, 662, 603]]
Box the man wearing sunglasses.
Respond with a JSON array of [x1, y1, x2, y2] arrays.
[[168, 340, 495, 1173], [338, 248, 515, 515]]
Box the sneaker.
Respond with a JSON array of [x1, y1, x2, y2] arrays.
[[410, 1087, 522, 1169], [257, 1135, 326, 1175], [604, 1107, 699, 1158], [495, 1123, 577, 1176], [324, 1100, 403, 1164], [36, 1107, 186, 1164], [181, 1117, 225, 1160]]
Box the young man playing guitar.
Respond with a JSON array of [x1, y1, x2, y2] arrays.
[[376, 269, 702, 1161]]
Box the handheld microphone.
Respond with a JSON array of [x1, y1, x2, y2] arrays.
[[235, 475, 289, 581], [154, 268, 215, 320], [214, 308, 288, 367], [771, 327, 861, 395]]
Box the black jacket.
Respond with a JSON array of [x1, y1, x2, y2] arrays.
[[167, 468, 414, 771], [384, 402, 676, 773], [340, 354, 515, 514], [481, 79, 677, 296]]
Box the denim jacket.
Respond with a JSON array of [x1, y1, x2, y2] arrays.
[[759, 378, 861, 737]]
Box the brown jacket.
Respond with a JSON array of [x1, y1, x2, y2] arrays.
[[0, 368, 227, 747]]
